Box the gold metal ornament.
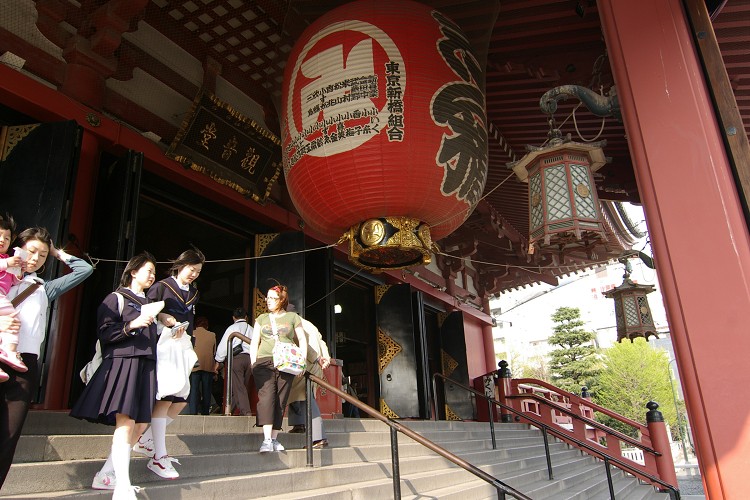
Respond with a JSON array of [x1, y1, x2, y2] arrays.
[[360, 219, 386, 246], [576, 183, 590, 197], [377, 328, 402, 373], [445, 404, 461, 421], [1, 124, 39, 160], [345, 217, 433, 271], [380, 399, 399, 418], [441, 350, 459, 377]]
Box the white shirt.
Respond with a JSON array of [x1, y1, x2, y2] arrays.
[[215, 319, 252, 362], [7, 250, 92, 356], [11, 276, 47, 356]]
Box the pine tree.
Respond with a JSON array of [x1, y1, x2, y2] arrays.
[[547, 306, 601, 393]]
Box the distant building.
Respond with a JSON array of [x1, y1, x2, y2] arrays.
[[490, 256, 669, 373]]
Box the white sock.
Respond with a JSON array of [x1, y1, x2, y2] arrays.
[[139, 426, 153, 445], [100, 452, 114, 474], [111, 442, 132, 488], [138, 415, 171, 443], [151, 417, 168, 459]]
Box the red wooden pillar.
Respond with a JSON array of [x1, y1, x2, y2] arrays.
[[599, 1, 750, 498], [44, 128, 100, 408], [481, 321, 496, 373]]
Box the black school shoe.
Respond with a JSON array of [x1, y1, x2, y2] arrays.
[[289, 424, 306, 433]]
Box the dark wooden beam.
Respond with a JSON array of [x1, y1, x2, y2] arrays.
[[683, 0, 750, 226]]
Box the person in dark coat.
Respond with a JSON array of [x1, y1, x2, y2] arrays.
[[70, 252, 158, 500]]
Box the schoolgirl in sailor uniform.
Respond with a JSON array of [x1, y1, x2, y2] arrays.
[[69, 252, 158, 500], [134, 248, 203, 480]]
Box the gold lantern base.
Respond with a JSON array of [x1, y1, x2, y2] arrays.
[[342, 217, 433, 271]]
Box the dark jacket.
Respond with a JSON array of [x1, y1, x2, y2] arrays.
[[98, 287, 158, 359], [147, 276, 198, 336]]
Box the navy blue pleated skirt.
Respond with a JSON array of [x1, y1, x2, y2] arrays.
[[70, 356, 156, 425]]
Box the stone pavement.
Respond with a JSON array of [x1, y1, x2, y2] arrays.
[[678, 474, 705, 499]]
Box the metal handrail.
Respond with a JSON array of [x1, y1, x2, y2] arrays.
[[304, 373, 531, 500], [432, 373, 681, 500], [223, 331, 251, 416]]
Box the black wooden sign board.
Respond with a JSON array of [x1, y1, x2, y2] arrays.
[[167, 92, 282, 204]]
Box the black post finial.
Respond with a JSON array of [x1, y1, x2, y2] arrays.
[[646, 401, 664, 422]]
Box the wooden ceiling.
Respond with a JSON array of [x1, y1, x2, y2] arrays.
[[4, 0, 748, 292]]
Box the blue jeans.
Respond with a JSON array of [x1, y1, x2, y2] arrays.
[[188, 371, 213, 415]]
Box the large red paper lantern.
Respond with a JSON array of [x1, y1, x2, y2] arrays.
[[281, 0, 488, 269]]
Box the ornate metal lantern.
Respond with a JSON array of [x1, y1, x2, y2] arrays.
[[510, 131, 608, 253], [603, 258, 658, 342], [281, 0, 488, 270]]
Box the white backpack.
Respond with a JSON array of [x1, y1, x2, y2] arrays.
[[79, 292, 123, 385]]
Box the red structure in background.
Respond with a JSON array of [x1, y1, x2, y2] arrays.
[[318, 360, 344, 419]]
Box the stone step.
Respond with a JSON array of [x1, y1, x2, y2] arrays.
[[3, 432, 577, 497], [2, 447, 587, 499], [15, 426, 547, 464], [21, 411, 531, 436], [5, 412, 674, 500]]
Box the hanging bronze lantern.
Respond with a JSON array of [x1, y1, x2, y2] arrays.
[[603, 259, 658, 342], [281, 0, 488, 270], [510, 132, 608, 254]]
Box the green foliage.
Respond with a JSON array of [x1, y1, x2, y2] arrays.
[[547, 307, 601, 392], [594, 338, 678, 437], [516, 354, 552, 382]]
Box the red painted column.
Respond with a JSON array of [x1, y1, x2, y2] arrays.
[[43, 129, 101, 409], [481, 297, 497, 373], [598, 1, 750, 498]]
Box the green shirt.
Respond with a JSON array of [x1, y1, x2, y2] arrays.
[[255, 311, 302, 359]]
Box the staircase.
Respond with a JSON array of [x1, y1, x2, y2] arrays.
[[1, 412, 672, 499]]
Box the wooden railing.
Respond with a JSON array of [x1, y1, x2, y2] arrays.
[[446, 373, 681, 499], [510, 377, 657, 475], [478, 368, 679, 492]]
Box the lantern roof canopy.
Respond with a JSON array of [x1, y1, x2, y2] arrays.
[[510, 134, 609, 183], [602, 277, 657, 297]]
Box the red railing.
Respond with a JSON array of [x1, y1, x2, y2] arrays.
[[474, 370, 678, 491]]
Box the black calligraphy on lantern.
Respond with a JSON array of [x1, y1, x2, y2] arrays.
[[431, 11, 488, 206], [385, 60, 404, 142], [198, 122, 218, 150]]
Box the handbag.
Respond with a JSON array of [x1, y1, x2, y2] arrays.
[[232, 322, 249, 356], [270, 315, 305, 375]]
